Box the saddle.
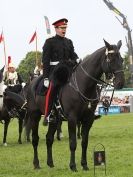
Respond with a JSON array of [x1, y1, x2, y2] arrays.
[[33, 75, 66, 120], [33, 75, 47, 96]]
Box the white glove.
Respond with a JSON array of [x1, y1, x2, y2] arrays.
[[44, 78, 49, 88], [21, 82, 26, 88], [76, 58, 82, 63], [3, 85, 7, 92]]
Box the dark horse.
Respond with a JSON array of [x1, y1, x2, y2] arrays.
[[0, 67, 26, 145], [27, 40, 125, 171]]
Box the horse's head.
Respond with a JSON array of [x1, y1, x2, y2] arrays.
[[0, 66, 4, 83], [102, 40, 125, 89]]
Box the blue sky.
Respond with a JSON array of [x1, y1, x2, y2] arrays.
[[0, 0, 133, 68]]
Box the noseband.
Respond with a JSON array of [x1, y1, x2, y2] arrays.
[[104, 49, 123, 75]]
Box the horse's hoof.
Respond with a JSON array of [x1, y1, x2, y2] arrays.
[[49, 164, 54, 168], [34, 166, 41, 169], [57, 136, 61, 141], [47, 162, 54, 168], [82, 165, 89, 171], [71, 168, 78, 172], [18, 141, 22, 144], [26, 139, 31, 143], [70, 166, 78, 172], [3, 143, 7, 146]]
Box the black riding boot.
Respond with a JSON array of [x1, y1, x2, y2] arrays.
[[44, 81, 57, 123]]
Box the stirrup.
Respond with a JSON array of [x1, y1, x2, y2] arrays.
[[21, 100, 27, 109], [55, 100, 65, 119], [45, 110, 56, 123]]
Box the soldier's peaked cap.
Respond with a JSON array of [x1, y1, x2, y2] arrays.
[[52, 18, 68, 27]]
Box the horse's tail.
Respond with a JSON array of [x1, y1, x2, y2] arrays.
[[23, 111, 32, 142]]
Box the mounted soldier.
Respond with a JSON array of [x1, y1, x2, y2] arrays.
[[42, 18, 80, 122], [3, 58, 26, 118], [3, 61, 24, 93]]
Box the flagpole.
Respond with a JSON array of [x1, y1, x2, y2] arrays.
[[35, 32, 38, 66], [3, 40, 7, 67], [2, 30, 7, 68]]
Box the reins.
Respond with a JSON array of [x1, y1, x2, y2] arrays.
[[69, 48, 118, 105], [80, 64, 115, 106], [80, 64, 114, 87], [70, 65, 115, 105], [70, 70, 101, 102]]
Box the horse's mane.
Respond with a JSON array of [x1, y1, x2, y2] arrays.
[[82, 47, 105, 64]]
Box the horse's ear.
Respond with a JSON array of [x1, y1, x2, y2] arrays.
[[117, 40, 122, 50], [103, 39, 111, 49]]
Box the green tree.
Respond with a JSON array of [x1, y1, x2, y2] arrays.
[[17, 51, 42, 82], [123, 52, 131, 88]]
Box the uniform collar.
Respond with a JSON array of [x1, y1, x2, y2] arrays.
[[55, 34, 64, 39]]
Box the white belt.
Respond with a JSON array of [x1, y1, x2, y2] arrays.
[[50, 61, 59, 65], [8, 84, 15, 86]]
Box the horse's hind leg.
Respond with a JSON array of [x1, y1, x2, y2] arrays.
[[3, 119, 10, 146], [23, 112, 31, 142], [56, 119, 62, 140], [18, 118, 23, 144], [30, 112, 41, 169], [46, 121, 57, 168]]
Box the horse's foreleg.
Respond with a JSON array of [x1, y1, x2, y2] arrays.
[[77, 121, 81, 139], [18, 119, 23, 144], [46, 122, 57, 168], [31, 114, 41, 169], [3, 119, 10, 146], [68, 119, 77, 172], [56, 119, 62, 141], [81, 119, 94, 171]]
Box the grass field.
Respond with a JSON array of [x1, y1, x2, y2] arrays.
[[0, 113, 133, 177]]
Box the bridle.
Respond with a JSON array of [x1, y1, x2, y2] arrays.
[[103, 48, 124, 76], [69, 48, 123, 104]]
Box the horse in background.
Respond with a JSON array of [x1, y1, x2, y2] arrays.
[[0, 67, 4, 110], [0, 67, 26, 145], [26, 40, 125, 171]]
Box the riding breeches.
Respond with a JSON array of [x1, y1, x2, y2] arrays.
[[44, 81, 58, 119]]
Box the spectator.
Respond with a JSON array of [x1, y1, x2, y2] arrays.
[[102, 98, 110, 115]]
